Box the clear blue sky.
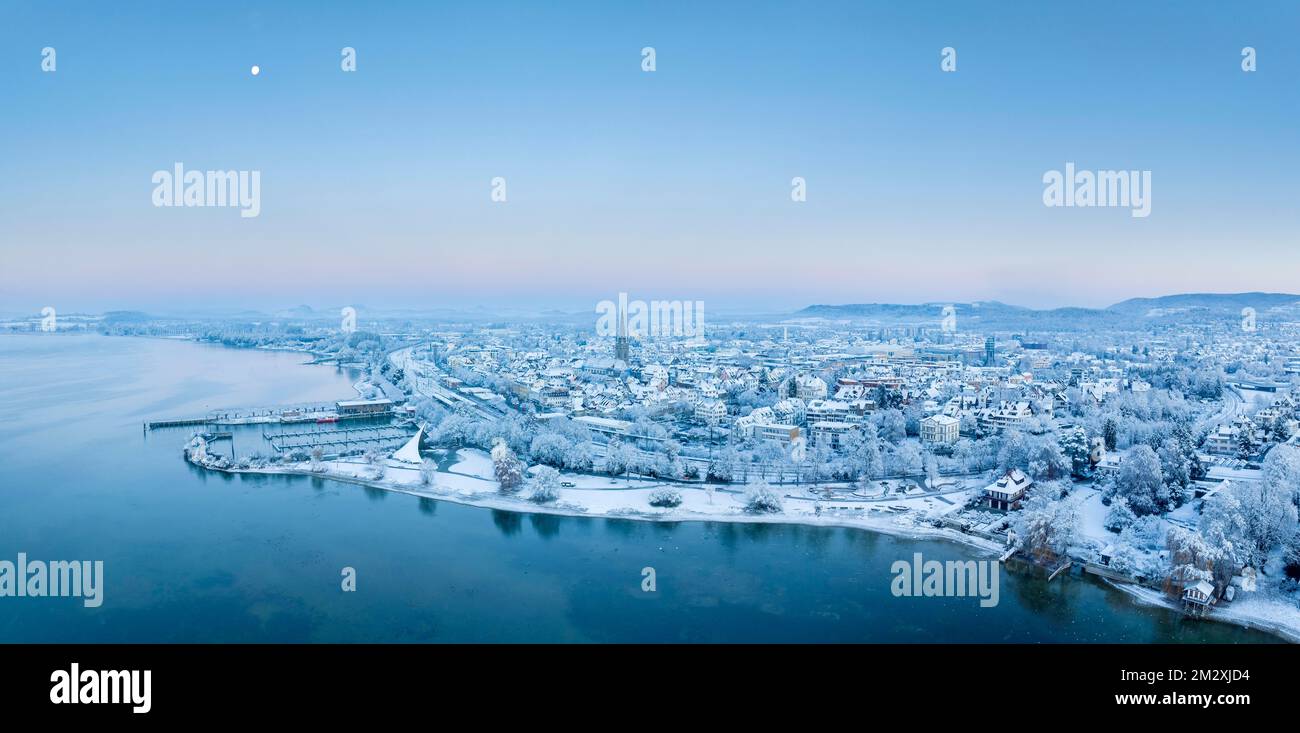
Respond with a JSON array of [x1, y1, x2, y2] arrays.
[[2, 1, 1297, 314]]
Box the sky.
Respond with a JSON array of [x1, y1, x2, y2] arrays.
[[1, 1, 1298, 315]]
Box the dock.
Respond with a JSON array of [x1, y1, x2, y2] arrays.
[[1048, 561, 1073, 582], [145, 399, 397, 432], [263, 424, 415, 454], [145, 417, 211, 429]]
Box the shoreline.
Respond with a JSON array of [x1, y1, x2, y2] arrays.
[[185, 443, 1296, 643], [236, 464, 1008, 555], [1106, 581, 1300, 644], [188, 447, 1008, 554]]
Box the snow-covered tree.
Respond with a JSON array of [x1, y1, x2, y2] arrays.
[[882, 442, 921, 476], [1108, 519, 1166, 580], [997, 431, 1032, 475], [743, 481, 783, 513], [492, 438, 525, 492], [707, 447, 737, 483], [1262, 445, 1300, 505], [648, 487, 683, 508], [1102, 417, 1118, 451], [528, 465, 561, 503], [847, 424, 883, 480], [564, 440, 597, 472], [1203, 479, 1297, 570], [1012, 495, 1079, 563], [1156, 437, 1190, 507], [1059, 427, 1091, 478], [528, 430, 571, 467], [419, 458, 437, 486], [874, 409, 907, 445], [1165, 526, 1219, 592], [1028, 439, 1070, 483], [1114, 445, 1166, 515], [1104, 497, 1136, 533]]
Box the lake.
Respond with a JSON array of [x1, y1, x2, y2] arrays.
[[0, 334, 1278, 642]]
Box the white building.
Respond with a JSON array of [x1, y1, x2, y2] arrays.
[[920, 414, 960, 445], [694, 399, 727, 426], [805, 398, 851, 425], [808, 421, 858, 451], [1205, 424, 1239, 455], [794, 375, 828, 400]]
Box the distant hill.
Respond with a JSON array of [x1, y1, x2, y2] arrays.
[[1106, 292, 1300, 315], [101, 310, 153, 324], [791, 292, 1300, 330]]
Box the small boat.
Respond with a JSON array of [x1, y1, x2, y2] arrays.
[[316, 416, 339, 424]]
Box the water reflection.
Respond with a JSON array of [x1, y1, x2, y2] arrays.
[[529, 512, 562, 539], [491, 509, 522, 536]]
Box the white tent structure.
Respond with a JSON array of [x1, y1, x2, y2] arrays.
[[391, 428, 424, 465]]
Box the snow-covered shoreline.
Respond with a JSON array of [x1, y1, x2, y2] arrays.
[[1108, 581, 1300, 644], [185, 440, 1299, 643], [188, 442, 1009, 552]]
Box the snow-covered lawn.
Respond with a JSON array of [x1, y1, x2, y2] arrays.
[[193, 443, 1001, 554]]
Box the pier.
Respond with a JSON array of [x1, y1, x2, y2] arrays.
[[145, 400, 397, 432], [145, 417, 211, 429], [262, 424, 415, 454]]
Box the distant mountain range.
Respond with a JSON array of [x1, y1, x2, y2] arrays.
[[13, 292, 1300, 330], [793, 292, 1300, 331]]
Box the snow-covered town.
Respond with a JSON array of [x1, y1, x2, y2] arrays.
[[109, 293, 1300, 642]]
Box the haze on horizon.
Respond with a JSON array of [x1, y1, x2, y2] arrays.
[[3, 2, 1298, 315]]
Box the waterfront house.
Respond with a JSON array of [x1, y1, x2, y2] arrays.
[[1182, 581, 1216, 609], [983, 469, 1032, 511]]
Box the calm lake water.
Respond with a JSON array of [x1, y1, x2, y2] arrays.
[[0, 334, 1278, 642]]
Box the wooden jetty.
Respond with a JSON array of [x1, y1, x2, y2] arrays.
[[1048, 561, 1073, 582]]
